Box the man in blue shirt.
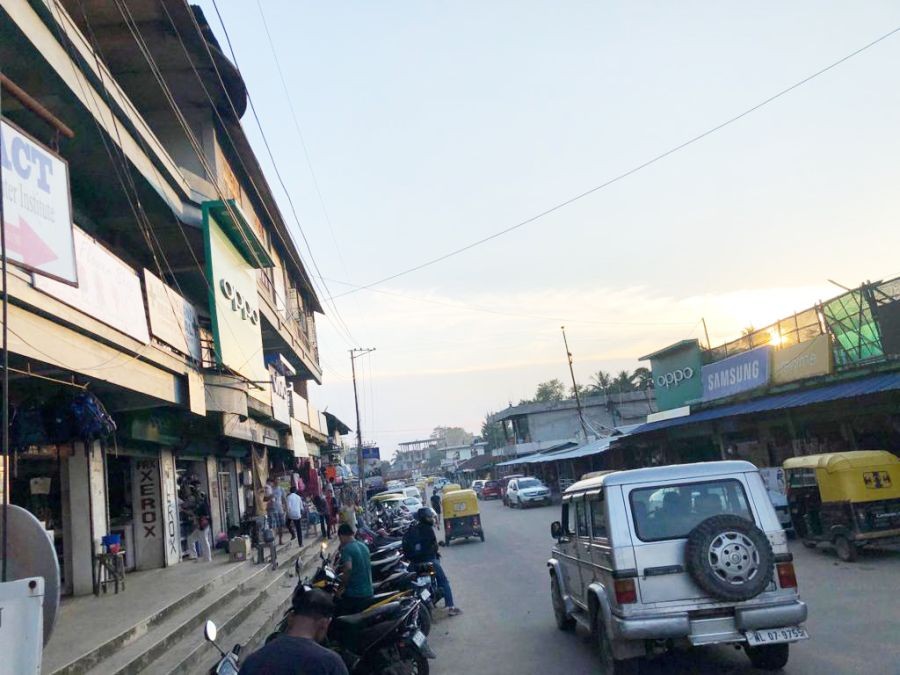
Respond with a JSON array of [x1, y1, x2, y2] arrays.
[[241, 587, 348, 675], [336, 523, 373, 615]]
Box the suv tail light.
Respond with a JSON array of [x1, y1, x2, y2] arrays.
[[776, 562, 798, 589], [614, 579, 637, 604]]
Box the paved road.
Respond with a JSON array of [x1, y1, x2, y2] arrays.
[[429, 496, 900, 675]]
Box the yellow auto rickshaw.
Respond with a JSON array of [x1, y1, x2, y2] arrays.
[[441, 483, 461, 494], [441, 488, 484, 545], [783, 450, 900, 561]]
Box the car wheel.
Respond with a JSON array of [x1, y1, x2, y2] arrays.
[[745, 643, 790, 670], [834, 535, 858, 562], [595, 612, 638, 674], [550, 574, 574, 630], [685, 515, 774, 602]]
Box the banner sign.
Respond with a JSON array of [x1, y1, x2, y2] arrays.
[[362, 446, 381, 479], [143, 269, 201, 361], [34, 226, 149, 342], [643, 340, 704, 411], [269, 364, 290, 425], [771, 335, 833, 385], [204, 213, 265, 383], [1, 120, 76, 283], [702, 345, 771, 401]]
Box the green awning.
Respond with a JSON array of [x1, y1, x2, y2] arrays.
[[202, 199, 274, 269]]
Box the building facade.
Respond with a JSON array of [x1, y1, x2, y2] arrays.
[[0, 0, 340, 595]]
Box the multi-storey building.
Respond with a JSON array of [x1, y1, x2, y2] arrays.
[[0, 0, 340, 594]]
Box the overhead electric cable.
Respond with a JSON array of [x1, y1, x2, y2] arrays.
[[328, 25, 900, 300]]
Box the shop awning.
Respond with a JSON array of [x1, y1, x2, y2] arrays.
[[495, 442, 576, 467], [629, 372, 900, 437]]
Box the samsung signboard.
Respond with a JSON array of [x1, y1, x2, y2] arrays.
[[641, 339, 704, 411], [701, 345, 771, 401]]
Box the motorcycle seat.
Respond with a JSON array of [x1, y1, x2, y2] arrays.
[[335, 601, 400, 628], [371, 554, 401, 569]]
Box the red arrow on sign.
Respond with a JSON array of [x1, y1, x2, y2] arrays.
[[3, 217, 58, 268]]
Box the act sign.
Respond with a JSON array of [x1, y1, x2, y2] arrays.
[[0, 120, 76, 283]]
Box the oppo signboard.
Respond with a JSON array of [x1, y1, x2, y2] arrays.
[[642, 340, 704, 411]]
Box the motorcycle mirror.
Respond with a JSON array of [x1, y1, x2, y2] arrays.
[[204, 620, 218, 643], [550, 521, 562, 539]]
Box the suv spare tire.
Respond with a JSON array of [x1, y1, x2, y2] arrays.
[[685, 515, 773, 602]]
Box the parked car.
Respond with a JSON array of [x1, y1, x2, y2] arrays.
[[499, 474, 524, 506], [471, 480, 486, 497], [403, 496, 424, 512], [506, 477, 551, 508], [481, 480, 501, 500], [548, 461, 808, 674]]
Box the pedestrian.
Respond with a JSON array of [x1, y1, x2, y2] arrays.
[[313, 492, 329, 539], [286, 486, 304, 547], [403, 507, 461, 615], [430, 491, 442, 529], [335, 523, 373, 616], [340, 497, 358, 530], [186, 488, 213, 562], [266, 477, 287, 545], [241, 587, 348, 675]]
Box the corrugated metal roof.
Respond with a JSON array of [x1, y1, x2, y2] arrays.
[[629, 372, 900, 436]]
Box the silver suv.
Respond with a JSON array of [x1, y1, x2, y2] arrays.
[[548, 461, 808, 674]]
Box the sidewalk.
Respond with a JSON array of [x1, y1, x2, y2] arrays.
[[42, 535, 326, 674]]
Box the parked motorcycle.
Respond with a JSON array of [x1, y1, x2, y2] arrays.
[[203, 620, 241, 675]]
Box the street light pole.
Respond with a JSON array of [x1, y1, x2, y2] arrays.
[[562, 326, 589, 441], [350, 348, 375, 506]]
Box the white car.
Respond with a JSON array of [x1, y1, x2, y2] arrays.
[[403, 497, 424, 512], [507, 477, 551, 508]]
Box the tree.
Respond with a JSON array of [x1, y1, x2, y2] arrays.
[[430, 426, 473, 448], [569, 383, 587, 399], [589, 370, 612, 395], [632, 366, 653, 389], [609, 370, 636, 394], [533, 379, 566, 402], [481, 414, 507, 451]]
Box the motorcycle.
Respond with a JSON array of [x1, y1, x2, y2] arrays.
[[203, 620, 241, 675]]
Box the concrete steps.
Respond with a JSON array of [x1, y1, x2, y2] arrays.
[[49, 539, 330, 675]]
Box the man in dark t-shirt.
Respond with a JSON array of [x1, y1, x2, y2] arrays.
[[241, 588, 348, 675]]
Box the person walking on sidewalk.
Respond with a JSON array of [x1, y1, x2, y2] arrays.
[[286, 486, 304, 547], [335, 524, 373, 616], [241, 587, 348, 675], [186, 488, 213, 562], [313, 492, 329, 539], [403, 507, 462, 615], [266, 477, 287, 546]]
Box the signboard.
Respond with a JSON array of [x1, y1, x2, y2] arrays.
[[362, 446, 381, 479], [269, 364, 290, 425], [143, 269, 201, 361], [701, 345, 771, 401], [204, 213, 265, 383], [132, 459, 164, 569], [1, 120, 76, 283], [34, 227, 149, 342], [643, 340, 704, 411], [771, 335, 833, 385], [160, 450, 181, 566]]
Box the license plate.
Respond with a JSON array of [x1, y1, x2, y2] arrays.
[[745, 626, 808, 646], [419, 589, 431, 602], [412, 630, 426, 647]]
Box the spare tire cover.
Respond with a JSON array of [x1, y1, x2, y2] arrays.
[[685, 515, 773, 602]]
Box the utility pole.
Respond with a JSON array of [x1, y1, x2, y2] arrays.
[[561, 326, 589, 441], [350, 347, 375, 506], [701, 317, 711, 350]]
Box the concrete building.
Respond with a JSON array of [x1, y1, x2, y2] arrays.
[[0, 0, 340, 595], [488, 391, 655, 458]]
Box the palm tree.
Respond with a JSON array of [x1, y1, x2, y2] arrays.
[[610, 370, 634, 394], [590, 370, 612, 395], [632, 366, 652, 389]]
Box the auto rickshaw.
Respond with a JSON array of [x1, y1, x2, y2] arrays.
[[441, 483, 461, 494], [441, 488, 484, 545], [783, 450, 900, 561]]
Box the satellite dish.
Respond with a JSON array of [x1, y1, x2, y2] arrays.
[[0, 504, 61, 645]]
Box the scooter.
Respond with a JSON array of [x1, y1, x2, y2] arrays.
[[203, 620, 241, 675]]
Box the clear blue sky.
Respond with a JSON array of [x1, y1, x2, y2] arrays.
[[199, 1, 900, 455]]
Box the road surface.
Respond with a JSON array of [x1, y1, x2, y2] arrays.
[[429, 494, 900, 674]]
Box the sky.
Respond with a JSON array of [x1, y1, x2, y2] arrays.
[[197, 1, 900, 458]]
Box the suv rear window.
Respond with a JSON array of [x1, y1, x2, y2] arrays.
[[629, 479, 753, 542], [484, 481, 498, 487]]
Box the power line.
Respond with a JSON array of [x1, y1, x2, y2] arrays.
[[329, 25, 900, 300], [319, 275, 698, 326]]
